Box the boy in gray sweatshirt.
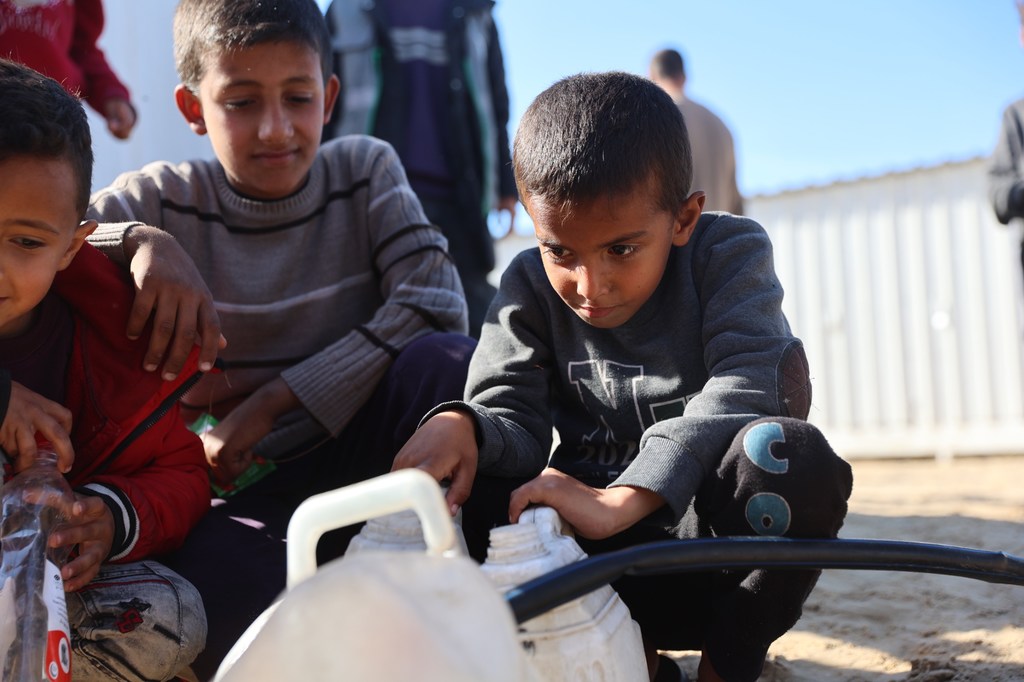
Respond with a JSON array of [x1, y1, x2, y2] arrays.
[[394, 71, 853, 682]]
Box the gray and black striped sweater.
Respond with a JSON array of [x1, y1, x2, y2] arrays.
[[87, 135, 468, 457]]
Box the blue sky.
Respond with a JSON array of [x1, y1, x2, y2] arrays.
[[315, 1, 1021, 196], [485, 1, 1022, 197]]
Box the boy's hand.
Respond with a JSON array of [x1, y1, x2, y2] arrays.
[[123, 225, 226, 381], [509, 468, 664, 540], [49, 494, 114, 592], [202, 377, 298, 484], [1, 382, 74, 473], [391, 411, 479, 515], [103, 98, 137, 140]]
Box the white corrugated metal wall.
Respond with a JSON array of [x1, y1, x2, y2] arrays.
[[748, 158, 1024, 459], [496, 158, 1024, 459]]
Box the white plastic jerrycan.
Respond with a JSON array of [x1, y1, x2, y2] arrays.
[[345, 485, 469, 556], [214, 469, 536, 682], [481, 507, 648, 682]]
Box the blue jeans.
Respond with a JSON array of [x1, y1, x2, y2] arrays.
[[67, 560, 206, 681]]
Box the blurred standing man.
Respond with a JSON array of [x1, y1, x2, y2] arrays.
[[988, 1, 1024, 294], [324, 0, 518, 338], [649, 47, 744, 215], [0, 0, 137, 140]]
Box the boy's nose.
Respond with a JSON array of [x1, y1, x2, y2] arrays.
[[575, 265, 608, 301], [259, 105, 293, 142]]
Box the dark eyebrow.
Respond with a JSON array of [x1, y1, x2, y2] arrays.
[[222, 75, 318, 90], [598, 230, 647, 247], [7, 218, 62, 234], [537, 229, 648, 250]]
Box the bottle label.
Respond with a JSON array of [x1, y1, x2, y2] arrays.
[[42, 560, 71, 682]]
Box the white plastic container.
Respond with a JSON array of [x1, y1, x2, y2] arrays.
[[214, 469, 534, 682], [345, 486, 469, 557], [481, 507, 648, 682]]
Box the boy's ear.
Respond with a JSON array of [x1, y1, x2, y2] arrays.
[[671, 191, 706, 246], [57, 219, 98, 271], [322, 74, 341, 125], [175, 84, 208, 136]]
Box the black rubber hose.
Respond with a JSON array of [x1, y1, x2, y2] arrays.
[[505, 537, 1024, 625]]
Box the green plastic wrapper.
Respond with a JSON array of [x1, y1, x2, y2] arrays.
[[189, 414, 278, 498]]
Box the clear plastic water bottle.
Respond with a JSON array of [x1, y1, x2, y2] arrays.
[[0, 445, 74, 681]]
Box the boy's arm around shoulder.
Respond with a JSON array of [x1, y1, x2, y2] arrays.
[[612, 214, 811, 521], [84, 166, 224, 379], [86, 165, 175, 264]]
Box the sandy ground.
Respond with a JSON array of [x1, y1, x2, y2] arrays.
[[664, 455, 1024, 681]]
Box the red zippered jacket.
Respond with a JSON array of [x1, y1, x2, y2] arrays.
[[45, 243, 211, 562]]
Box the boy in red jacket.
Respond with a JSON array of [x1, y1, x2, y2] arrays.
[[0, 58, 207, 681]]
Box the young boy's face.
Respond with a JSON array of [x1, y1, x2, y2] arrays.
[[175, 41, 340, 200], [0, 155, 95, 338], [526, 183, 703, 329]]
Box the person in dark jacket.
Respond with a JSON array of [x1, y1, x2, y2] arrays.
[[324, 0, 518, 337], [987, 1, 1024, 291]]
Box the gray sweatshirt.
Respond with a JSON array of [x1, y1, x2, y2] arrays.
[[444, 212, 809, 521]]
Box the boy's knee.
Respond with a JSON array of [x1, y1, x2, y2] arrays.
[[394, 332, 476, 376], [718, 417, 853, 538], [68, 561, 207, 681]]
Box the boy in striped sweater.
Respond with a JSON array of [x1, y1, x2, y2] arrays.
[[85, 0, 472, 676]]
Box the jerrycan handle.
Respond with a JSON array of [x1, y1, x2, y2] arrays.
[[286, 469, 458, 589]]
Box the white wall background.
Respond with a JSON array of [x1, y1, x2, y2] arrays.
[[89, 0, 211, 192], [750, 158, 1024, 459]]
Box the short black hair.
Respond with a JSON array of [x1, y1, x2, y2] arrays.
[[173, 0, 332, 92], [0, 58, 93, 217], [513, 71, 692, 217], [650, 48, 686, 82]]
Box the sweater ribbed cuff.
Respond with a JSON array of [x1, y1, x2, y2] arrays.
[[77, 483, 139, 561], [86, 222, 140, 266], [611, 437, 705, 522], [418, 401, 501, 469]]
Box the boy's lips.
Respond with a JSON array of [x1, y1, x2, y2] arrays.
[[578, 304, 614, 319], [254, 148, 298, 164]]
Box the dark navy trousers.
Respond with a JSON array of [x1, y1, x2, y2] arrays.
[[460, 417, 853, 682], [580, 418, 853, 682], [163, 332, 477, 681]]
